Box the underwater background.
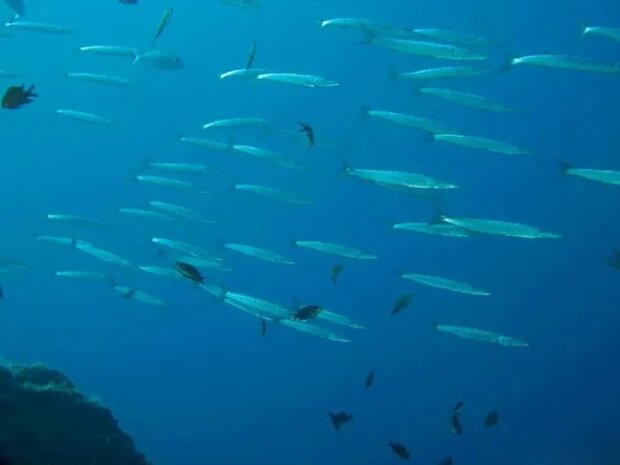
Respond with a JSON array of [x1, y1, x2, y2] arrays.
[[1, 0, 620, 464]]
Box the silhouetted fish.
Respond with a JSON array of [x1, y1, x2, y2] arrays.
[[388, 441, 410, 459], [484, 411, 499, 427], [246, 41, 257, 70], [364, 369, 375, 388], [2, 83, 37, 109], [391, 293, 412, 314], [330, 264, 343, 283], [259, 318, 266, 336], [292, 305, 321, 321], [328, 411, 352, 431], [175, 262, 204, 284], [450, 413, 462, 435], [297, 121, 315, 149]]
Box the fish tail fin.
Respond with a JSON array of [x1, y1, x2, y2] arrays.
[[578, 20, 588, 35], [557, 159, 573, 176]]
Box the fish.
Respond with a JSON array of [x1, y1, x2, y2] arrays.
[[435, 324, 529, 347], [64, 72, 131, 88], [0, 257, 26, 271], [364, 369, 375, 388], [388, 442, 410, 459], [151, 7, 173, 46], [328, 411, 352, 431], [224, 243, 294, 265], [433, 133, 530, 155], [320, 18, 418, 39], [343, 164, 458, 191], [143, 161, 211, 175], [246, 41, 257, 70], [484, 411, 499, 427], [392, 222, 470, 238], [46, 214, 109, 229], [401, 273, 490, 296], [78, 45, 138, 57], [391, 293, 413, 314], [135, 175, 210, 194], [5, 18, 74, 34], [581, 24, 620, 42], [3, 0, 24, 16], [439, 214, 561, 239], [419, 88, 516, 112], [149, 201, 213, 224], [453, 401, 465, 413], [413, 28, 493, 47], [294, 240, 378, 260], [202, 117, 273, 130], [56, 109, 115, 126], [175, 262, 204, 284], [233, 184, 312, 205], [330, 264, 344, 283], [256, 72, 339, 88], [119, 0, 138, 4], [291, 305, 322, 321], [510, 55, 620, 74], [391, 66, 490, 81], [34, 234, 79, 248], [219, 67, 270, 80], [114, 286, 166, 307], [2, 84, 36, 109], [118, 207, 175, 223], [362, 107, 450, 134], [450, 413, 462, 435], [133, 50, 183, 69], [75, 241, 133, 269], [297, 121, 315, 149], [0, 285, 3, 300], [179, 136, 231, 152], [558, 159, 620, 186], [259, 318, 266, 336], [151, 239, 223, 265], [366, 33, 488, 60], [219, 0, 262, 8], [55, 271, 115, 285]]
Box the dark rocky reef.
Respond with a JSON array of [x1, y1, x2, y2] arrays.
[[0, 361, 150, 465]]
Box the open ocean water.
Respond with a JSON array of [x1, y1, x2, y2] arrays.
[[1, 0, 620, 464]]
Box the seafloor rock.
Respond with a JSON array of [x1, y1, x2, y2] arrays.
[[0, 361, 150, 465]]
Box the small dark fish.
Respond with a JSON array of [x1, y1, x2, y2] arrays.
[[364, 369, 375, 388], [484, 411, 499, 427], [450, 413, 462, 435], [175, 262, 204, 284], [328, 411, 352, 431], [2, 83, 37, 109], [292, 305, 321, 321], [151, 7, 174, 46], [388, 442, 410, 460], [297, 121, 315, 149], [0, 285, 3, 301], [391, 293, 412, 314], [438, 456, 453, 465], [452, 400, 464, 414], [259, 318, 266, 336], [330, 264, 343, 283], [119, 0, 138, 4], [246, 41, 257, 71], [4, 0, 24, 16]]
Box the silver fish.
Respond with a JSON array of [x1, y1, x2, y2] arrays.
[[5, 19, 74, 34], [34, 235, 79, 248], [343, 164, 458, 191], [65, 72, 131, 88], [402, 272, 490, 296], [440, 215, 561, 239], [135, 175, 210, 194], [219, 67, 270, 80], [368, 35, 488, 60], [118, 207, 175, 222], [133, 50, 183, 69], [419, 88, 516, 112], [179, 136, 231, 153], [75, 241, 134, 269], [559, 160, 620, 186], [46, 214, 109, 229], [391, 66, 491, 81], [114, 286, 166, 307], [256, 72, 338, 88], [413, 28, 493, 47], [151, 237, 214, 259], [149, 201, 213, 224], [138, 266, 182, 280], [363, 108, 450, 133], [202, 117, 273, 130], [224, 243, 295, 265], [78, 45, 138, 57], [435, 324, 528, 347], [581, 25, 620, 42], [392, 222, 470, 238], [294, 240, 378, 260], [233, 184, 312, 205], [433, 133, 530, 155], [510, 55, 620, 74], [56, 109, 115, 126], [144, 162, 211, 175]]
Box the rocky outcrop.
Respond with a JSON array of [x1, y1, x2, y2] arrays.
[[0, 361, 150, 465]]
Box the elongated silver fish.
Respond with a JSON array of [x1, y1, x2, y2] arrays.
[[135, 175, 210, 194], [56, 109, 115, 126], [144, 161, 211, 175], [78, 45, 138, 57], [114, 286, 166, 307], [202, 117, 273, 130], [363, 108, 449, 133], [46, 214, 109, 229], [392, 222, 470, 237], [256, 72, 338, 88], [440, 215, 561, 239], [433, 133, 530, 155], [233, 184, 312, 205], [133, 50, 183, 69], [419, 88, 516, 112], [294, 240, 378, 260], [559, 160, 620, 186], [224, 243, 295, 265], [368, 34, 488, 60], [138, 266, 182, 280], [344, 164, 458, 191], [581, 25, 620, 42], [75, 241, 133, 269], [219, 68, 270, 80], [179, 136, 231, 152], [320, 17, 418, 39], [435, 324, 529, 347], [5, 19, 74, 34], [151, 237, 213, 259], [149, 201, 213, 223], [118, 207, 175, 222], [151, 7, 173, 46], [219, 0, 262, 8], [34, 234, 79, 248], [55, 271, 115, 285], [391, 66, 491, 81], [65, 72, 131, 88], [175, 255, 230, 272], [402, 273, 490, 296], [413, 28, 494, 47], [510, 55, 620, 74]]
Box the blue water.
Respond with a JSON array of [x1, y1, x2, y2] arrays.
[[1, 0, 620, 464]]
